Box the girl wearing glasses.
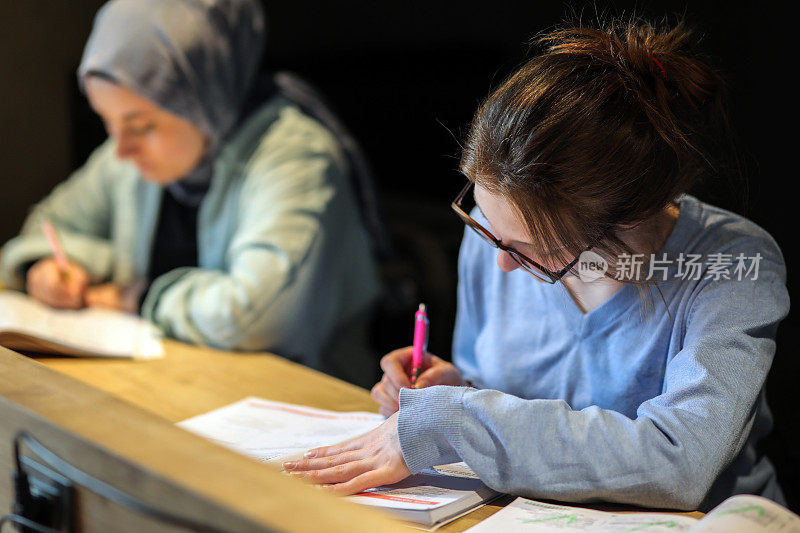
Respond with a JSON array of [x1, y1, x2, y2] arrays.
[[285, 20, 788, 510]]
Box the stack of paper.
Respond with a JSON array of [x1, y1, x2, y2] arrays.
[[350, 469, 497, 528]]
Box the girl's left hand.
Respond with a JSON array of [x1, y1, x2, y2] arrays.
[[282, 413, 411, 495], [84, 282, 144, 313]]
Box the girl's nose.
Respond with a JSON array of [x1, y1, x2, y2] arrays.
[[496, 249, 520, 272], [114, 134, 138, 159]]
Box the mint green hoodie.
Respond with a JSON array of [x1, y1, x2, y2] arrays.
[[1, 95, 381, 386]]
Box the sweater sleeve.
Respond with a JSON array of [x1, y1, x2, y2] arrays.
[[398, 238, 789, 510], [0, 141, 118, 288], [140, 110, 358, 354]]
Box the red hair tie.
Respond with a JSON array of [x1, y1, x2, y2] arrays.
[[649, 54, 666, 78]]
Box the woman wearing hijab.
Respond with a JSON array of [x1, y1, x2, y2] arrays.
[[0, 0, 380, 387]]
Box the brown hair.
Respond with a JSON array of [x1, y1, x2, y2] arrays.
[[460, 18, 730, 281]]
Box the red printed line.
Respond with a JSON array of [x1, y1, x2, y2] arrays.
[[245, 401, 377, 421], [354, 492, 440, 506]]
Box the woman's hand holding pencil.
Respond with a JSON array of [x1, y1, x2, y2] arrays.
[[26, 257, 89, 309], [24, 220, 91, 309]]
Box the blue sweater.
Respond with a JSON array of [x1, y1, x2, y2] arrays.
[[397, 195, 789, 511]]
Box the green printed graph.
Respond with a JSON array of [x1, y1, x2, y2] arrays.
[[619, 520, 678, 531], [520, 514, 578, 525], [715, 505, 765, 517]]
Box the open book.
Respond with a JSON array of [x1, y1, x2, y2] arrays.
[[177, 397, 499, 529], [0, 290, 163, 359], [464, 494, 800, 532]]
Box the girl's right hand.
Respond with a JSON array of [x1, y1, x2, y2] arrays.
[[26, 257, 89, 309], [371, 346, 465, 417]]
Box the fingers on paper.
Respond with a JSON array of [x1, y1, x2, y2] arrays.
[[302, 436, 365, 460], [289, 458, 373, 484], [324, 468, 405, 496], [288, 450, 360, 470]]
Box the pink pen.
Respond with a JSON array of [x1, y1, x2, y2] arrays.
[[41, 219, 69, 278], [410, 303, 429, 387]]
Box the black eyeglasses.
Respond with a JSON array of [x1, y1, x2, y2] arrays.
[[451, 181, 588, 283]]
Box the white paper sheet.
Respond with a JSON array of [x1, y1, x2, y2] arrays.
[[0, 290, 163, 359], [177, 397, 385, 462]]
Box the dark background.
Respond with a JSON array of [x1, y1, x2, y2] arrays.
[[1, 0, 795, 511]]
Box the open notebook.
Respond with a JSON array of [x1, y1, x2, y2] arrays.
[[0, 290, 163, 359], [464, 494, 800, 532], [177, 397, 499, 529]]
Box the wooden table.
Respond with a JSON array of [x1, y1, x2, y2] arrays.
[[1, 346, 405, 533], [36, 340, 703, 530]]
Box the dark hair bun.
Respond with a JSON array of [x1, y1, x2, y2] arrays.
[[541, 21, 722, 111], [534, 20, 727, 165]]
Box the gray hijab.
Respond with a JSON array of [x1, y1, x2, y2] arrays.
[[78, 0, 266, 205]]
